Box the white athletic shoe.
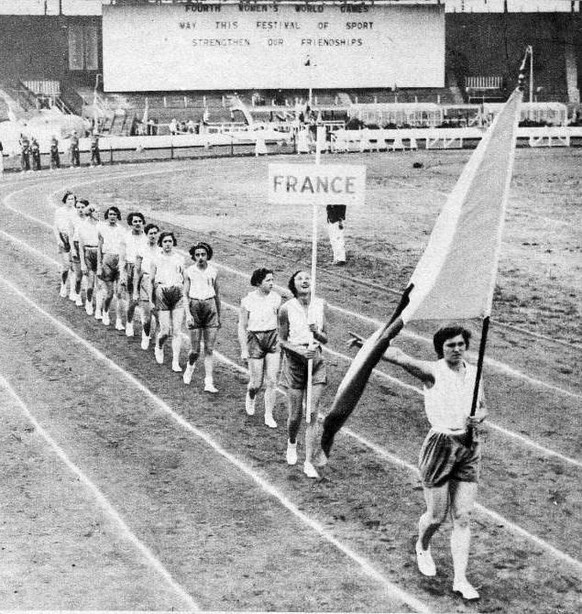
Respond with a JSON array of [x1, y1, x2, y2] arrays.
[[94, 308, 102, 321], [204, 379, 218, 393], [75, 295, 83, 307], [286, 440, 298, 466], [140, 331, 150, 350], [453, 580, 480, 601], [68, 289, 77, 302], [154, 344, 164, 364], [59, 283, 68, 298], [415, 541, 437, 577], [245, 391, 256, 416], [125, 321, 134, 337], [115, 318, 124, 331], [264, 413, 277, 429], [85, 301, 94, 316], [303, 461, 320, 479], [183, 363, 195, 385], [172, 360, 182, 373], [102, 311, 110, 326]]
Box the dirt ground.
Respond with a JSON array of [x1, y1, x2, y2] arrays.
[[0, 147, 580, 613]]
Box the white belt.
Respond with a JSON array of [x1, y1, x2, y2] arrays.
[[431, 426, 467, 436]]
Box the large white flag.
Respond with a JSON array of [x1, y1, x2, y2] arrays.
[[401, 87, 523, 323], [319, 87, 523, 460]]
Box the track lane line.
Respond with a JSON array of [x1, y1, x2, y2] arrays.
[[4, 214, 578, 470], [2, 221, 581, 583], [0, 373, 200, 611], [0, 273, 432, 614], [4, 173, 582, 401]]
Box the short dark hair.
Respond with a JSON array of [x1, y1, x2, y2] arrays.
[[158, 231, 177, 246], [288, 269, 307, 297], [433, 325, 471, 359], [251, 267, 273, 287], [78, 198, 89, 207], [62, 190, 76, 204], [127, 211, 145, 225], [104, 206, 121, 220], [189, 242, 213, 260], [144, 223, 159, 234]]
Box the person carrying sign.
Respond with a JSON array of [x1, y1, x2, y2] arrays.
[[278, 269, 328, 479], [326, 204, 347, 266]]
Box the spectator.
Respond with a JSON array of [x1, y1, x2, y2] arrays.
[[70, 131, 80, 167], [49, 136, 60, 170], [90, 133, 102, 167], [20, 134, 31, 172], [326, 205, 347, 266], [30, 137, 41, 171]]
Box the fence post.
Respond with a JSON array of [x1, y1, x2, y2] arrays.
[[109, 143, 113, 164]]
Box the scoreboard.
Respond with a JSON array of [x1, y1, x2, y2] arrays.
[[102, 3, 445, 92]]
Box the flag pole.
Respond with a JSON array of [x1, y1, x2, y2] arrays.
[[305, 125, 325, 424], [467, 59, 527, 444]]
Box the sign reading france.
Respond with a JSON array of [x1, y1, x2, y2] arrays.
[[268, 163, 366, 206]]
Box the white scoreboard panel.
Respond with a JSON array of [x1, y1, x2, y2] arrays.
[[102, 3, 444, 92]]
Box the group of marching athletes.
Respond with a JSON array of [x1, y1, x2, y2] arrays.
[[53, 189, 487, 601], [53, 190, 222, 392]]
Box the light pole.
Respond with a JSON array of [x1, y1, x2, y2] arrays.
[[305, 55, 314, 107], [527, 45, 533, 105]]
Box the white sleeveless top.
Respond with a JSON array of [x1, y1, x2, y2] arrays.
[[77, 219, 100, 247], [424, 359, 480, 432], [286, 297, 324, 346], [241, 290, 281, 332], [185, 263, 218, 300], [54, 206, 75, 235], [137, 243, 160, 275], [98, 222, 126, 255], [71, 213, 86, 242], [123, 231, 148, 264], [153, 252, 184, 286]]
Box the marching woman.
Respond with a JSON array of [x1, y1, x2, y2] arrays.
[[348, 325, 487, 600], [97, 206, 126, 329], [53, 190, 76, 298], [151, 231, 185, 372], [278, 269, 329, 479], [119, 211, 147, 337], [134, 223, 160, 350], [77, 200, 101, 316], [238, 268, 281, 428], [70, 197, 89, 306], [182, 242, 221, 393]]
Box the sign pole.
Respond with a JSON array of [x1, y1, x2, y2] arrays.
[[305, 125, 325, 424]]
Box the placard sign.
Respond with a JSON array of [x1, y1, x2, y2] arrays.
[[268, 164, 366, 206]]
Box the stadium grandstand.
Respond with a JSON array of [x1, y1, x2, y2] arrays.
[[0, 0, 581, 151]]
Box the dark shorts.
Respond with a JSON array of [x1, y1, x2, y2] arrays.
[[121, 263, 136, 293], [83, 246, 98, 273], [419, 430, 481, 488], [58, 232, 71, 254], [139, 273, 152, 302], [188, 297, 219, 329], [155, 285, 184, 311], [279, 346, 327, 390], [101, 253, 120, 282], [71, 241, 81, 263], [247, 330, 279, 359]]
